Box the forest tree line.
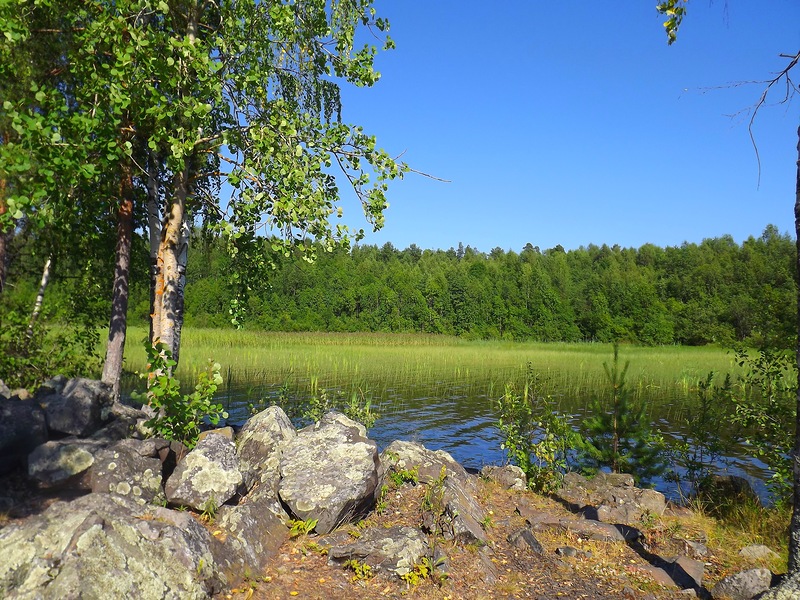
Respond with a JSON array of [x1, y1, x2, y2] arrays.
[[5, 224, 795, 349]]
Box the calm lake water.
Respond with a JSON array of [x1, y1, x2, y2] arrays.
[[213, 373, 773, 504]]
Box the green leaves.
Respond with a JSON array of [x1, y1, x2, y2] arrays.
[[656, 0, 688, 45]]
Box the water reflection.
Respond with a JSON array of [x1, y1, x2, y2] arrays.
[[216, 376, 772, 504]]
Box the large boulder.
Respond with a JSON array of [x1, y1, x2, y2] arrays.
[[556, 471, 666, 526], [39, 378, 113, 437], [0, 493, 224, 599], [382, 441, 487, 545], [278, 412, 382, 534], [0, 397, 48, 474], [91, 439, 166, 506], [215, 491, 290, 581], [382, 440, 477, 493], [165, 433, 243, 511], [236, 405, 296, 493], [711, 567, 773, 600], [27, 438, 105, 488], [327, 526, 430, 578]]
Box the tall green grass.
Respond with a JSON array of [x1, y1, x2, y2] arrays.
[[121, 328, 738, 409]]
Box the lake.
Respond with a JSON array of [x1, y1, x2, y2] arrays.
[[122, 329, 772, 502]]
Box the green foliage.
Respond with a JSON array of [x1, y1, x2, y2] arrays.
[[0, 308, 100, 390], [299, 376, 379, 430], [668, 372, 734, 502], [137, 342, 227, 448], [657, 0, 688, 44], [288, 517, 318, 538], [343, 559, 374, 582], [400, 555, 448, 587], [495, 364, 584, 493], [388, 467, 419, 488], [729, 347, 796, 504], [581, 345, 667, 484]]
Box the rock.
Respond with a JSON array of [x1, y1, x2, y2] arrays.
[[382, 440, 487, 545], [684, 540, 709, 558], [668, 555, 704, 589], [738, 544, 780, 561], [278, 412, 381, 534], [165, 433, 243, 511], [215, 491, 290, 582], [711, 567, 772, 600], [10, 388, 32, 401], [0, 397, 48, 475], [236, 406, 296, 493], [91, 439, 165, 506], [556, 471, 666, 526], [556, 546, 591, 559], [198, 426, 234, 443], [34, 374, 67, 399], [507, 528, 544, 554], [700, 475, 760, 506], [39, 378, 113, 437], [421, 472, 488, 545], [0, 493, 224, 598], [760, 569, 800, 600], [382, 440, 476, 493], [481, 465, 527, 490], [327, 525, 429, 577], [557, 517, 629, 542], [28, 438, 105, 488], [0, 379, 10, 399]]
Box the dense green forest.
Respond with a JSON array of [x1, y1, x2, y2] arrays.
[[4, 224, 796, 348]]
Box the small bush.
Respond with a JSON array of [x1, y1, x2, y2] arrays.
[[136, 342, 228, 448]]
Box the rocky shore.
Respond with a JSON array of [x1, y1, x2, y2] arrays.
[[0, 377, 794, 599]]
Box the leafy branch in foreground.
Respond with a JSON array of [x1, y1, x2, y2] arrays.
[[135, 342, 227, 448]]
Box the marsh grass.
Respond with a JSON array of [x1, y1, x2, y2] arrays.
[[120, 328, 737, 413]]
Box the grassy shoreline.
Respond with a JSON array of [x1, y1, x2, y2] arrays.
[[121, 328, 739, 402]]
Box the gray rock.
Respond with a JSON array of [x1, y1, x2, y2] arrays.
[[421, 472, 488, 545], [738, 544, 780, 561], [236, 405, 296, 493], [0, 379, 10, 399], [382, 440, 486, 545], [556, 471, 666, 526], [328, 526, 429, 577], [711, 567, 772, 600], [34, 374, 67, 399], [279, 412, 381, 534], [40, 378, 113, 437], [28, 438, 105, 487], [760, 569, 800, 600], [215, 491, 290, 582], [0, 493, 224, 599], [382, 440, 476, 493], [0, 397, 47, 474], [91, 440, 165, 506], [507, 528, 544, 554], [481, 465, 527, 490], [165, 433, 243, 511]]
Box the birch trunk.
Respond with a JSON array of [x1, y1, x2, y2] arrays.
[[147, 149, 161, 345], [153, 166, 189, 362], [27, 256, 52, 338], [101, 162, 134, 399]]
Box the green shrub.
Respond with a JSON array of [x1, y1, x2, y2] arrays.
[[136, 342, 228, 448], [495, 364, 583, 493]]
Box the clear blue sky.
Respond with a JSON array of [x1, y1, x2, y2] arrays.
[[336, 1, 800, 253]]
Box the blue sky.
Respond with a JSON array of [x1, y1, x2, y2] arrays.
[[336, 1, 800, 253]]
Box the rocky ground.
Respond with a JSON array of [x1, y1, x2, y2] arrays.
[[0, 377, 789, 600]]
